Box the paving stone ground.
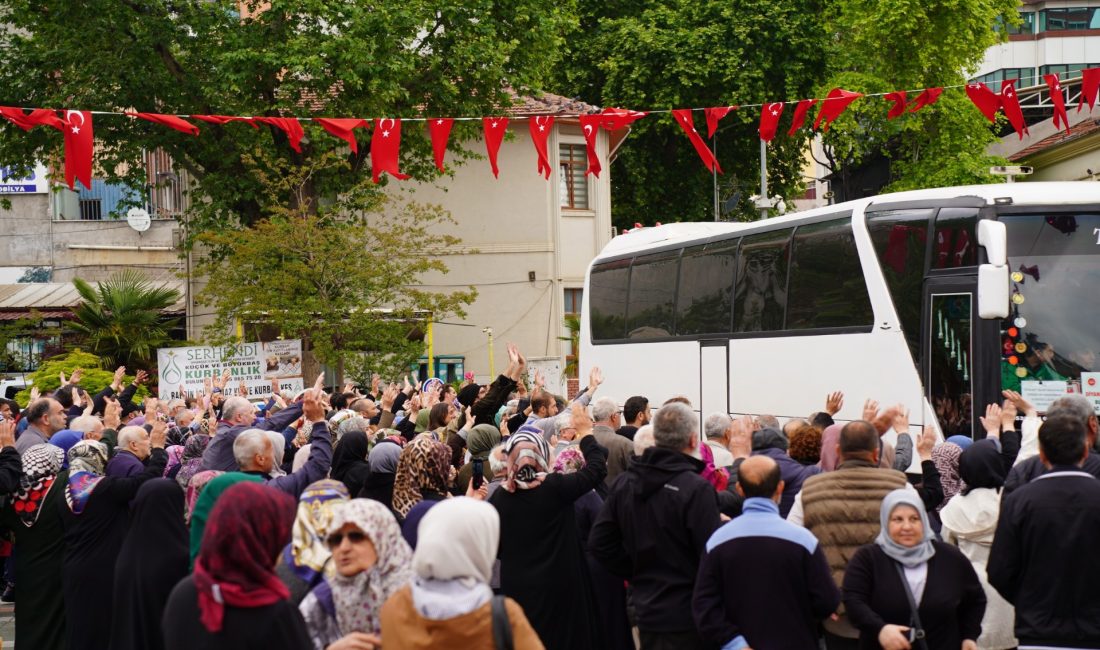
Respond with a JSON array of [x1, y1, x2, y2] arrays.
[[0, 602, 13, 648]]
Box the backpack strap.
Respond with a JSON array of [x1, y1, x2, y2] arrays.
[[490, 594, 513, 650]]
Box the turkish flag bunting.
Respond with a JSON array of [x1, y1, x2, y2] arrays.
[[965, 83, 1001, 122], [528, 116, 555, 179], [597, 107, 647, 131], [1078, 67, 1100, 112], [427, 118, 454, 172], [788, 99, 818, 135], [908, 87, 943, 113], [370, 118, 410, 183], [758, 102, 785, 142], [191, 115, 257, 128], [63, 110, 93, 191], [254, 117, 305, 152], [672, 109, 721, 173], [316, 118, 369, 154], [1044, 74, 1071, 133], [127, 112, 199, 136], [704, 106, 736, 138], [999, 80, 1028, 139], [0, 108, 63, 131], [814, 88, 863, 132], [482, 117, 509, 178], [578, 115, 603, 177], [884, 92, 907, 119]]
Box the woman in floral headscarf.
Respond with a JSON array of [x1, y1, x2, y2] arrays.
[[276, 479, 351, 604], [175, 434, 211, 490], [0, 443, 67, 650], [299, 499, 414, 650], [390, 435, 452, 521], [163, 445, 185, 479], [184, 469, 222, 524]]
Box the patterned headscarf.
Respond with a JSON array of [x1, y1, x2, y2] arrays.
[[65, 440, 109, 515], [164, 445, 185, 477], [284, 479, 350, 585], [185, 470, 224, 524], [503, 430, 550, 492], [552, 446, 586, 474], [176, 434, 211, 489], [391, 435, 452, 518], [327, 499, 414, 636], [932, 442, 964, 510], [15, 444, 64, 527]]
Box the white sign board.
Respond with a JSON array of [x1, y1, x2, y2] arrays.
[[157, 340, 304, 401], [0, 163, 48, 194], [1082, 372, 1100, 415], [527, 356, 564, 396], [1020, 380, 1070, 413]]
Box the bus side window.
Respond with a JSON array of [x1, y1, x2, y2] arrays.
[[676, 241, 738, 336], [933, 208, 979, 268], [786, 217, 873, 329], [626, 251, 680, 339], [734, 229, 793, 333], [867, 209, 933, 365], [589, 259, 631, 341]]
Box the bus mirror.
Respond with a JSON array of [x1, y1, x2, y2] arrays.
[[978, 220, 1007, 266], [978, 264, 1010, 319]]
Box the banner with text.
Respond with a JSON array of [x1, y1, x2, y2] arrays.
[[156, 340, 304, 401]]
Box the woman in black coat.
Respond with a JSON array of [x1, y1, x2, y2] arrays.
[[330, 430, 371, 498], [110, 478, 190, 650], [843, 489, 986, 650]]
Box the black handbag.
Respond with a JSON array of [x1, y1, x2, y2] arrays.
[[491, 594, 514, 650], [894, 562, 929, 650]]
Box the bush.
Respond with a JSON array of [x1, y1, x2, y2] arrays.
[[14, 349, 149, 407]]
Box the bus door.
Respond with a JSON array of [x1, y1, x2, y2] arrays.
[[921, 276, 999, 439], [699, 339, 729, 418]]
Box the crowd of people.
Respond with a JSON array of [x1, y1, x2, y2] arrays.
[[0, 341, 1096, 650]]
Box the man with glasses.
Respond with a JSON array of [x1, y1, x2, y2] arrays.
[[592, 396, 635, 490]]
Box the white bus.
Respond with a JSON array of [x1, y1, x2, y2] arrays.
[[579, 182, 1100, 449]]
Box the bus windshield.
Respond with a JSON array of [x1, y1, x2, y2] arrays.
[[1000, 213, 1100, 400]]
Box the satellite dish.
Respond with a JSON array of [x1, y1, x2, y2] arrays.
[[126, 207, 151, 232]]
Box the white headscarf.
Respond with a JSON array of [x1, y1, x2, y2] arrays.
[[875, 489, 936, 568], [410, 497, 498, 620]]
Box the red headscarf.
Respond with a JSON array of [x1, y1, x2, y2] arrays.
[[192, 482, 295, 632]]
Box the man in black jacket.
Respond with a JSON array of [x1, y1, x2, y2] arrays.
[[989, 414, 1100, 648], [589, 401, 722, 650]]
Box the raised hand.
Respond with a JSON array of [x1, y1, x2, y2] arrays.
[[980, 403, 1003, 438], [571, 401, 593, 439], [1001, 389, 1037, 417], [891, 404, 909, 434], [917, 425, 936, 461], [313, 372, 326, 393], [1001, 398, 1018, 430], [29, 386, 40, 402], [81, 390, 94, 417], [69, 368, 83, 385], [862, 399, 880, 423], [112, 366, 126, 392], [589, 366, 604, 391], [825, 391, 844, 416], [59, 370, 68, 386], [150, 419, 169, 448], [381, 384, 398, 412], [237, 380, 248, 398], [104, 397, 122, 430], [729, 415, 754, 459], [302, 386, 326, 423], [133, 369, 149, 386], [0, 420, 15, 449]]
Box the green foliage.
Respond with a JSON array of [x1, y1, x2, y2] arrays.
[[344, 341, 425, 386], [0, 313, 47, 372], [13, 349, 148, 407], [559, 314, 580, 378], [194, 151, 476, 380], [69, 270, 182, 370]]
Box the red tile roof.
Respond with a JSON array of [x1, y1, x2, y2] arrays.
[[507, 91, 601, 116], [1009, 118, 1100, 161]]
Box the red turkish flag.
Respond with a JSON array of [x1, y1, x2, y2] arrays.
[[788, 99, 818, 135], [884, 91, 907, 119], [908, 87, 943, 113], [427, 118, 454, 172], [254, 117, 305, 152], [316, 118, 369, 154], [1078, 67, 1100, 112], [597, 107, 647, 131], [758, 102, 785, 142], [1000, 80, 1028, 139], [482, 117, 509, 178], [704, 106, 736, 138], [1044, 74, 1070, 133], [814, 88, 863, 132], [63, 110, 93, 191], [370, 118, 410, 183], [965, 83, 1001, 122], [528, 116, 555, 179], [127, 112, 199, 136], [578, 114, 603, 177], [672, 109, 721, 173], [191, 115, 258, 128], [0, 108, 63, 132]]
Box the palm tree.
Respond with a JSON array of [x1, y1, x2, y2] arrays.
[[559, 314, 581, 378], [69, 270, 181, 369]]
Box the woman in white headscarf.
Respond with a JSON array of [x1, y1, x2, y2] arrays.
[[380, 497, 543, 650], [843, 489, 986, 650]]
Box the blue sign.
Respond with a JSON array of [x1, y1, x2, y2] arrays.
[[0, 164, 48, 194]]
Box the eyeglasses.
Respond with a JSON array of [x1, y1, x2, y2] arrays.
[[325, 530, 369, 548]]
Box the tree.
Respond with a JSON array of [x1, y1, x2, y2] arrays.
[[0, 1, 577, 235], [13, 349, 148, 407], [70, 270, 182, 370], [554, 0, 830, 227], [17, 266, 51, 283], [0, 312, 47, 372], [193, 151, 475, 385]]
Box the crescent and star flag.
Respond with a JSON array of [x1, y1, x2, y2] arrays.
[[884, 92, 907, 119], [127, 112, 199, 135], [578, 114, 602, 177], [705, 106, 736, 138], [814, 88, 862, 132], [1078, 67, 1100, 113], [1044, 75, 1070, 133], [0, 108, 63, 132], [63, 110, 93, 191], [672, 109, 721, 173], [965, 83, 1001, 122], [1000, 80, 1028, 139], [428, 118, 454, 172], [370, 118, 410, 183], [758, 102, 784, 142], [316, 118, 369, 154], [788, 99, 818, 135], [908, 87, 943, 113], [191, 115, 257, 128], [482, 117, 509, 178], [528, 116, 555, 179]]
